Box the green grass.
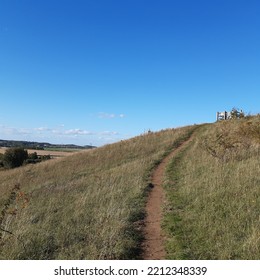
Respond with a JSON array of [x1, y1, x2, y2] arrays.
[[0, 125, 195, 259], [163, 116, 260, 259]]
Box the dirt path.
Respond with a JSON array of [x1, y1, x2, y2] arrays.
[[141, 136, 194, 260]]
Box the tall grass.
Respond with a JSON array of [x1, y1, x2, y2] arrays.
[[164, 116, 260, 259], [0, 125, 195, 259]]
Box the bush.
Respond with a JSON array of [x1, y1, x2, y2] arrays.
[[28, 152, 38, 160], [39, 155, 51, 160], [3, 148, 28, 168], [25, 158, 42, 164], [0, 153, 4, 167], [230, 107, 245, 119]]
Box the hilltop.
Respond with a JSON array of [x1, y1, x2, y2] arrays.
[[0, 115, 259, 260]]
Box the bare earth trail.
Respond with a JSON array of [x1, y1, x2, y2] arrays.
[[142, 136, 194, 260]]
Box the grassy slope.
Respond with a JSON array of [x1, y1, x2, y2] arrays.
[[0, 116, 259, 260], [164, 115, 260, 259], [0, 125, 195, 259]]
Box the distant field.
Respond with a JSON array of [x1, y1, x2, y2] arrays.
[[0, 147, 82, 158]]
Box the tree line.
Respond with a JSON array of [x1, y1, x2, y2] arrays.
[[0, 148, 51, 169]]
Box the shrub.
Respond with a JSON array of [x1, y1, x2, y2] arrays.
[[39, 155, 51, 160], [28, 152, 38, 160], [25, 159, 42, 164], [3, 148, 28, 168], [0, 153, 4, 167], [230, 107, 245, 119]]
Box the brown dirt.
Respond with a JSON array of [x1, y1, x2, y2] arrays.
[[141, 136, 193, 260]]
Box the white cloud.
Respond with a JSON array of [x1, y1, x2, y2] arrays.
[[98, 112, 126, 119], [0, 125, 31, 135], [34, 127, 51, 132], [0, 125, 15, 135], [98, 112, 116, 119], [35, 127, 46, 131], [18, 128, 31, 135], [0, 124, 123, 146], [99, 131, 119, 136], [64, 129, 93, 136]]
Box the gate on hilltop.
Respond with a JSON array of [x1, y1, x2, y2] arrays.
[[216, 111, 231, 121], [216, 108, 245, 121]]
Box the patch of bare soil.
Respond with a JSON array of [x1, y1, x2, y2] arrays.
[[141, 137, 193, 260]]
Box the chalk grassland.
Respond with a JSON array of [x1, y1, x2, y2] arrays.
[[0, 125, 195, 259], [0, 147, 82, 158], [164, 115, 260, 259]]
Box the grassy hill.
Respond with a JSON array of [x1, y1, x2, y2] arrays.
[[164, 115, 260, 259], [0, 115, 259, 259]]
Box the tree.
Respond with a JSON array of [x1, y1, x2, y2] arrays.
[[230, 107, 245, 119], [0, 153, 4, 167], [3, 148, 28, 169]]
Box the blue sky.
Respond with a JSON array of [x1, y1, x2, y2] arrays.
[[0, 0, 259, 146]]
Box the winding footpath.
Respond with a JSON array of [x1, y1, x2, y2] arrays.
[[141, 136, 194, 260]]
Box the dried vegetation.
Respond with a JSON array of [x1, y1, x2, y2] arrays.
[[0, 125, 194, 259], [164, 115, 260, 259]]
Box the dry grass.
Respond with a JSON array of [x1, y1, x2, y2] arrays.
[[163, 115, 260, 259], [0, 125, 195, 259], [1, 116, 258, 260]]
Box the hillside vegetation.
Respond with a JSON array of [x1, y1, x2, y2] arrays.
[[0, 125, 195, 259], [0, 115, 259, 260], [164, 115, 260, 259]]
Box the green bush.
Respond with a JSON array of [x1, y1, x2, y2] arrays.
[[3, 148, 28, 168], [28, 152, 38, 160], [0, 153, 4, 168], [39, 155, 51, 160], [25, 158, 42, 164]]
